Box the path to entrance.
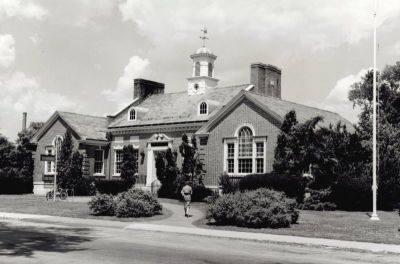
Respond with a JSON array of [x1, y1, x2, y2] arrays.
[[155, 201, 205, 227]]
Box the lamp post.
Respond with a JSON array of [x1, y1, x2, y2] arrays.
[[370, 0, 379, 221], [53, 136, 63, 202]]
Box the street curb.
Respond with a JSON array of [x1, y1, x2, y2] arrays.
[[124, 223, 400, 254], [0, 212, 48, 220]]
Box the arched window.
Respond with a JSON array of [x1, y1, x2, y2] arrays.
[[208, 62, 213, 77], [195, 62, 200, 76], [224, 125, 266, 174], [199, 102, 208, 115], [238, 127, 253, 173], [129, 108, 136, 121]]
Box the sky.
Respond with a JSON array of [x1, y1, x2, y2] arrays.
[[0, 0, 399, 140]]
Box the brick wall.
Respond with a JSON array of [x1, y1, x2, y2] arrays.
[[203, 99, 281, 187]]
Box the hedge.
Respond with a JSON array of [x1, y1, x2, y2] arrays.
[[95, 179, 135, 195]]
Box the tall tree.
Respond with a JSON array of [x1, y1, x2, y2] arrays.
[[179, 134, 205, 184], [57, 130, 74, 188], [349, 62, 400, 209], [120, 144, 137, 184]]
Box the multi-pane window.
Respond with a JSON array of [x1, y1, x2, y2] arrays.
[[256, 142, 265, 173], [224, 126, 266, 174], [44, 146, 55, 174], [129, 108, 136, 121], [227, 143, 234, 173], [94, 149, 104, 174], [199, 102, 208, 115], [238, 159, 252, 173], [256, 159, 264, 173], [238, 127, 253, 173], [114, 148, 139, 175], [115, 150, 123, 175]]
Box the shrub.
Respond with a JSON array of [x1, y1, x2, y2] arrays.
[[88, 193, 115, 216], [331, 173, 372, 211], [95, 179, 135, 195], [207, 188, 299, 228], [191, 183, 214, 202], [74, 177, 96, 196], [114, 188, 162, 217], [0, 168, 32, 194], [219, 172, 238, 194], [301, 188, 336, 211], [238, 173, 304, 202]]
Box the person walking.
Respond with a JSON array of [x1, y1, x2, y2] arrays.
[[181, 181, 193, 217]]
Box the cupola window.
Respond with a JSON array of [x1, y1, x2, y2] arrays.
[[208, 62, 213, 77], [195, 62, 200, 76]]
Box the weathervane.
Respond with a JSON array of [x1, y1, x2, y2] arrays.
[[200, 27, 208, 47]]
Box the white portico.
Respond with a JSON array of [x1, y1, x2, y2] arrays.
[[146, 133, 173, 188]]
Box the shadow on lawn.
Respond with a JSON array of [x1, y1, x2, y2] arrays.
[[0, 222, 93, 257]]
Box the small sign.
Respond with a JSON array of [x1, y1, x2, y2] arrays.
[[40, 154, 55, 162]]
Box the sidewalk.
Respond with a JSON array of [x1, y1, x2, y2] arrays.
[[1, 202, 400, 254]]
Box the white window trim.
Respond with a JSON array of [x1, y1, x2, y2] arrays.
[[93, 149, 105, 176], [112, 146, 140, 177], [198, 101, 208, 116], [44, 146, 55, 175], [223, 126, 267, 176], [127, 107, 137, 121], [113, 149, 123, 177]]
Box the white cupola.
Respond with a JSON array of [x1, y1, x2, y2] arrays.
[[187, 28, 219, 95]]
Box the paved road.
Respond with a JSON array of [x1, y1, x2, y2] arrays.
[[0, 219, 399, 264]]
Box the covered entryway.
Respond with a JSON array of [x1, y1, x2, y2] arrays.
[[146, 134, 172, 187]]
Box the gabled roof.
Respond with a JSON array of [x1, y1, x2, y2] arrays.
[[246, 92, 354, 128], [31, 111, 109, 143], [108, 84, 251, 128], [196, 90, 354, 135]]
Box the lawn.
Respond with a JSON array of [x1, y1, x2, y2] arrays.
[[0, 194, 171, 222], [195, 209, 400, 245]]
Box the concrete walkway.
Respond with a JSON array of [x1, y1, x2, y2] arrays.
[[152, 202, 205, 227], [2, 202, 400, 254]]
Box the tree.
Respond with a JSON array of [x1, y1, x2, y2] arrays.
[[57, 130, 74, 188], [349, 62, 400, 209], [157, 148, 179, 197], [178, 134, 205, 184], [120, 144, 137, 185]]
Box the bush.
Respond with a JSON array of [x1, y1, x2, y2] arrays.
[[88, 194, 115, 216], [331, 174, 372, 211], [95, 179, 135, 195], [74, 177, 96, 196], [191, 183, 214, 202], [301, 188, 336, 211], [238, 173, 304, 202], [207, 188, 299, 228], [0, 168, 32, 194], [219, 172, 238, 194], [114, 188, 162, 218]]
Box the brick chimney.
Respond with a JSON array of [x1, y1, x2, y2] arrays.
[[133, 79, 165, 100], [250, 63, 281, 99], [22, 112, 27, 131]]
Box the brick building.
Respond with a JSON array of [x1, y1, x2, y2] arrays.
[[30, 45, 352, 195]]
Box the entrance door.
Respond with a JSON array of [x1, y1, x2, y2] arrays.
[[152, 150, 166, 181]]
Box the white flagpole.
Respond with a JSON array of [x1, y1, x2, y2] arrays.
[[370, 0, 379, 221]]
